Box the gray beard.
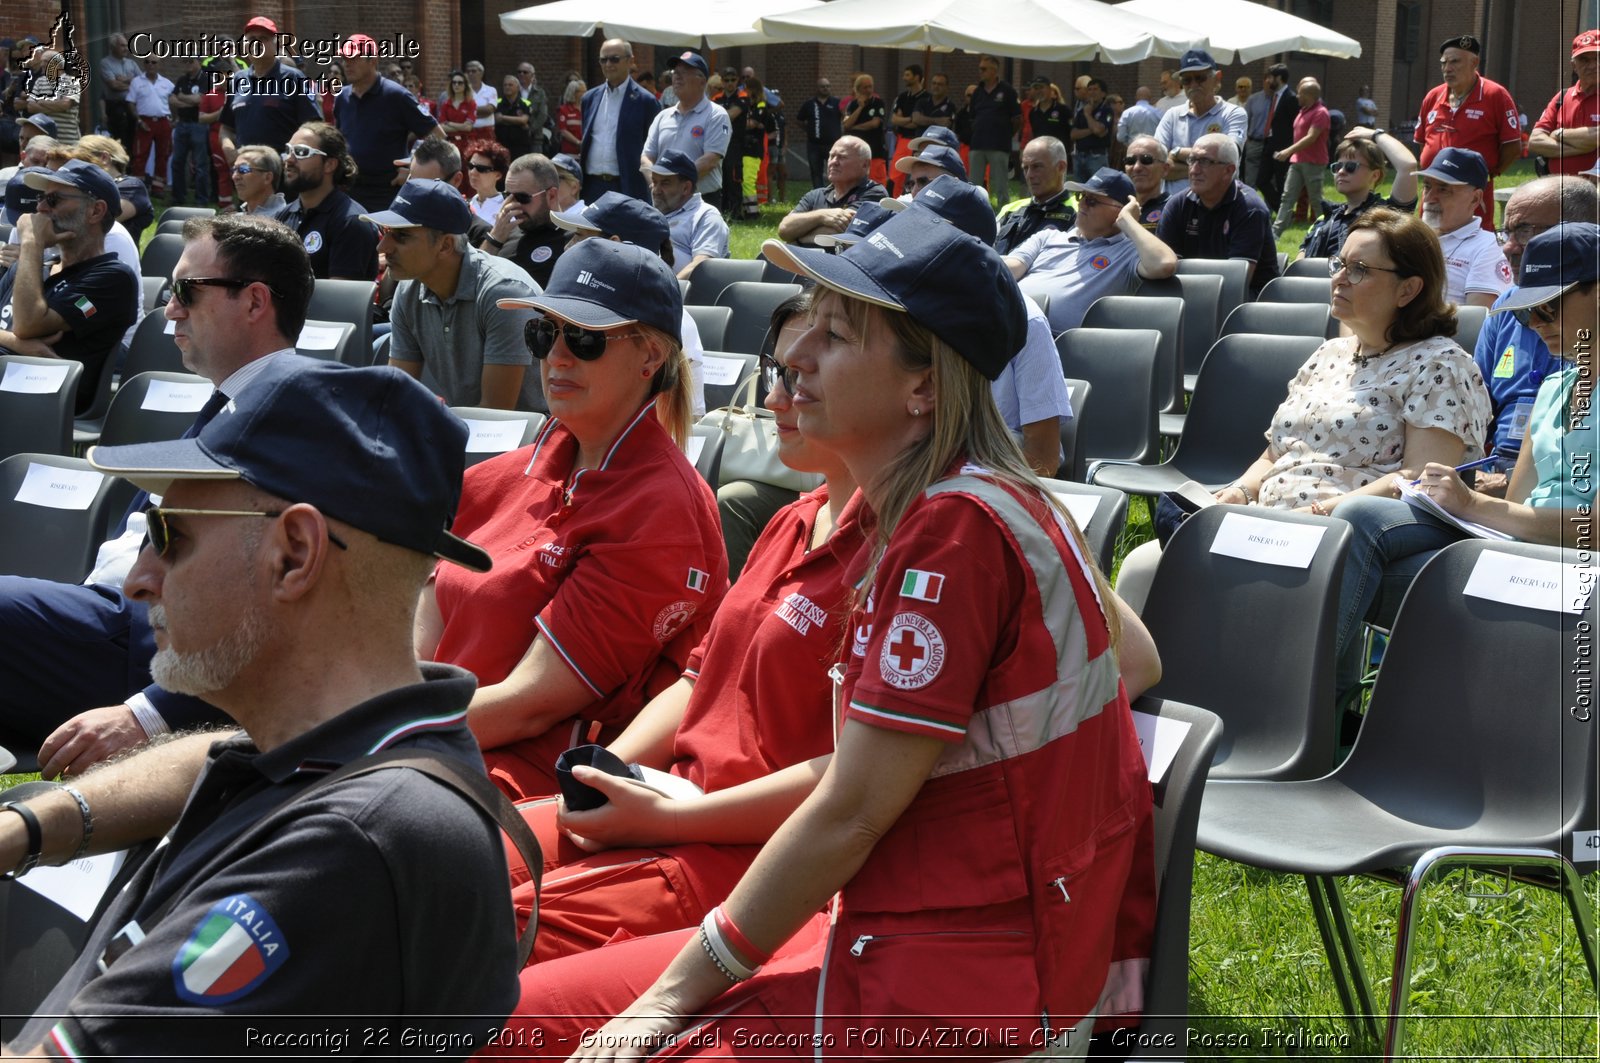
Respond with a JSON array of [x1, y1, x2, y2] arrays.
[[148, 602, 267, 696]]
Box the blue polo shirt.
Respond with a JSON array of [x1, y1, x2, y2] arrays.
[[1156, 179, 1280, 295], [334, 76, 438, 181], [220, 62, 320, 152], [1474, 287, 1564, 456], [275, 188, 379, 281]]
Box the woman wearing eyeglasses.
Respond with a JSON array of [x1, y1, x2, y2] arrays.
[[463, 138, 509, 225], [414, 238, 725, 803], [1296, 128, 1417, 261], [490, 210, 1156, 1061], [1330, 223, 1598, 702], [439, 71, 478, 153], [228, 144, 285, 216]]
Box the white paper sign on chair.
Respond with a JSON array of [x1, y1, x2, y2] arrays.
[[461, 418, 529, 454], [0, 361, 71, 394], [1209, 511, 1325, 569], [1050, 491, 1100, 532], [15, 463, 104, 510], [701, 355, 744, 386], [1463, 552, 1593, 615], [685, 435, 707, 465], [140, 378, 211, 412]]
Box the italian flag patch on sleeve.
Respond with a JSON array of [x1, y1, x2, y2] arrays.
[[899, 569, 944, 603], [73, 295, 96, 318], [687, 567, 709, 592]]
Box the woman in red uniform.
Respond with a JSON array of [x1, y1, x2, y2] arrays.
[[493, 212, 1156, 1058], [438, 71, 479, 154], [414, 239, 727, 801]]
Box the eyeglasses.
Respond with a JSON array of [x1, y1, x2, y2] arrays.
[[170, 276, 279, 307], [1329, 255, 1406, 285], [1512, 299, 1562, 329], [507, 189, 549, 205], [1328, 160, 1365, 175], [758, 351, 800, 395], [906, 175, 937, 191], [230, 163, 254, 176], [36, 190, 89, 208], [283, 143, 327, 160], [599, 55, 627, 64], [1495, 222, 1549, 248], [1187, 156, 1226, 169], [1179, 74, 1211, 86], [450, 79, 466, 86], [524, 318, 642, 360], [143, 505, 348, 558], [1124, 153, 1160, 167], [467, 162, 499, 174], [1080, 195, 1120, 211]]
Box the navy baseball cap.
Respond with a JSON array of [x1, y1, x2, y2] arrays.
[[20, 113, 57, 138], [551, 191, 670, 250], [1177, 49, 1218, 75], [499, 238, 682, 344], [4, 167, 46, 225], [24, 160, 120, 218], [896, 143, 967, 181], [648, 149, 698, 183], [552, 154, 584, 182], [360, 178, 472, 235], [1416, 147, 1488, 188], [88, 357, 491, 572], [1066, 166, 1136, 204], [909, 174, 997, 244], [671, 51, 710, 78], [814, 200, 897, 248], [908, 126, 960, 153], [1491, 223, 1600, 314], [762, 211, 1027, 380]]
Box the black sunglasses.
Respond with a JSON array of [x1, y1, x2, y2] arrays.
[[1123, 153, 1159, 167], [467, 162, 500, 174], [524, 318, 641, 360], [508, 190, 542, 204], [142, 505, 348, 558], [1328, 160, 1364, 175], [170, 276, 278, 307], [1512, 299, 1561, 329]]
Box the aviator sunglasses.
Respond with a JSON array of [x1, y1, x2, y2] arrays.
[[142, 505, 348, 558], [524, 318, 642, 360]]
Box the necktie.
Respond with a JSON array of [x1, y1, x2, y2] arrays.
[[1265, 91, 1277, 139]]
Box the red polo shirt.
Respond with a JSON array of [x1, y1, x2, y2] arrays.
[[1535, 81, 1600, 176], [1416, 75, 1521, 226]]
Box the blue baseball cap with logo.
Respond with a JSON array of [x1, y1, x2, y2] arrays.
[[359, 178, 472, 235], [1066, 166, 1136, 205], [551, 191, 670, 251], [1177, 49, 1218, 75], [908, 174, 997, 244], [896, 143, 967, 182], [24, 160, 120, 219], [499, 238, 682, 344], [815, 200, 897, 248], [1491, 223, 1600, 314], [20, 113, 57, 138], [762, 210, 1027, 380], [87, 356, 492, 572], [908, 125, 960, 153], [671, 51, 710, 78], [4, 167, 48, 225], [551, 154, 584, 183], [647, 149, 699, 184], [1416, 146, 1489, 189]]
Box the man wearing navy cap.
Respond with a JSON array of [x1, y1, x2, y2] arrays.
[[1003, 165, 1176, 334], [580, 38, 661, 204], [778, 135, 886, 246], [0, 356, 518, 1056], [1414, 33, 1521, 228], [895, 142, 966, 197], [0, 161, 138, 411], [1154, 48, 1248, 197], [373, 178, 544, 413], [334, 33, 446, 212], [649, 149, 728, 279], [995, 135, 1076, 255], [642, 51, 731, 200], [1417, 146, 1512, 306]]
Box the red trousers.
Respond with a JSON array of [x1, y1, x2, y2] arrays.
[[134, 116, 172, 187]]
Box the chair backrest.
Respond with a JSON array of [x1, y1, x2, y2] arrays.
[[685, 305, 732, 354], [71, 345, 120, 426], [294, 319, 360, 364], [0, 222, 11, 244], [139, 232, 185, 281], [1142, 505, 1350, 780], [121, 306, 187, 379], [714, 282, 803, 355], [686, 421, 725, 486], [1056, 328, 1161, 467], [1058, 377, 1090, 482], [1218, 301, 1330, 341], [154, 217, 187, 238], [1124, 696, 1222, 1055], [761, 259, 803, 286], [1136, 273, 1224, 383], [0, 453, 139, 582], [1453, 303, 1488, 355], [1256, 275, 1332, 304], [98, 371, 212, 448], [1337, 539, 1597, 853], [0, 872, 93, 1041], [0, 356, 83, 459], [1284, 256, 1331, 279], [1083, 295, 1184, 415], [305, 279, 377, 363], [449, 407, 546, 468], [140, 275, 167, 313], [1174, 258, 1250, 320], [686, 258, 767, 306], [1165, 333, 1322, 484], [1039, 478, 1128, 575], [700, 351, 759, 411], [157, 206, 217, 224]]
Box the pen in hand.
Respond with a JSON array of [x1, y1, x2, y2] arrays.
[[1409, 455, 1503, 486]]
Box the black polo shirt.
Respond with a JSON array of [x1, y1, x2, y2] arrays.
[[220, 62, 321, 153], [792, 177, 888, 214], [845, 94, 888, 158], [1300, 190, 1412, 260], [1156, 179, 1281, 295], [334, 76, 437, 187], [275, 188, 379, 281], [995, 188, 1077, 255], [893, 90, 933, 138], [797, 95, 842, 145], [497, 221, 565, 289], [969, 80, 1021, 152], [1139, 191, 1170, 231], [0, 251, 138, 412], [15, 665, 518, 1057], [170, 70, 205, 123], [1029, 101, 1071, 144], [1072, 100, 1114, 153]]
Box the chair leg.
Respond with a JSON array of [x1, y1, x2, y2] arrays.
[[1305, 874, 1380, 1046]]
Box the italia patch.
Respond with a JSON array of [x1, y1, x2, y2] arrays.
[[653, 600, 695, 641], [303, 231, 323, 254], [73, 295, 97, 318], [172, 894, 288, 1005], [898, 568, 944, 603], [879, 612, 945, 690], [686, 566, 709, 592]]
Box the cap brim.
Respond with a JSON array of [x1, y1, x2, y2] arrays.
[[435, 532, 493, 573], [496, 294, 637, 329], [1414, 168, 1468, 185], [1063, 180, 1100, 194], [1177, 65, 1212, 75], [359, 210, 423, 228], [878, 197, 909, 212], [1489, 281, 1580, 315], [21, 170, 72, 192], [551, 207, 601, 235], [87, 439, 243, 496], [393, 156, 414, 168], [759, 239, 903, 311], [813, 232, 861, 248]]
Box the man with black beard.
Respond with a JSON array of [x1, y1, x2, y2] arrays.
[[481, 152, 565, 288], [274, 121, 379, 281]]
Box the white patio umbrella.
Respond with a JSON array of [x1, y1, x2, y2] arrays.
[[500, 0, 824, 50], [755, 0, 1202, 64], [1116, 0, 1362, 63]]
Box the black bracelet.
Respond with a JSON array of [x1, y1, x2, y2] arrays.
[[0, 802, 43, 879], [485, 235, 505, 249]]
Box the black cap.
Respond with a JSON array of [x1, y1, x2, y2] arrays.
[[1439, 34, 1481, 55]]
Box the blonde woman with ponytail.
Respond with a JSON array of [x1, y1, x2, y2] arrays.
[[491, 210, 1159, 1061], [413, 239, 727, 802]]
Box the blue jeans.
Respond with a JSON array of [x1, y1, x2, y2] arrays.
[[170, 120, 211, 205], [1073, 151, 1108, 181]]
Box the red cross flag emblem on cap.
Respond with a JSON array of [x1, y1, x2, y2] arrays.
[[1575, 31, 1600, 57]]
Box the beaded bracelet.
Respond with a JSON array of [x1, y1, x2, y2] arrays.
[[699, 910, 757, 981], [698, 923, 743, 983]]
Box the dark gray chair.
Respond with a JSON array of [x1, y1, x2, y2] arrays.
[[760, 259, 804, 286], [119, 306, 187, 379], [1136, 273, 1225, 396], [1056, 328, 1162, 472], [305, 279, 376, 364], [97, 371, 213, 447], [157, 206, 216, 225], [1197, 539, 1598, 1054], [1058, 377, 1090, 483], [1039, 478, 1127, 575], [1218, 301, 1331, 341], [293, 319, 360, 365], [138, 232, 185, 281], [1285, 255, 1332, 279], [685, 305, 732, 354], [1083, 294, 1184, 416], [0, 851, 91, 1040], [1174, 257, 1250, 322], [1091, 333, 1322, 498], [686, 421, 725, 486], [699, 351, 759, 411], [154, 217, 187, 238], [448, 407, 546, 468], [140, 275, 167, 313], [713, 282, 803, 356], [685, 259, 767, 306], [1453, 303, 1488, 354], [0, 356, 83, 459], [1257, 275, 1332, 304], [0, 453, 139, 582]]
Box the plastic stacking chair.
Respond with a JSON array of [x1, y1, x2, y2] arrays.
[[140, 275, 167, 312], [1257, 275, 1332, 304], [139, 232, 185, 280], [1083, 295, 1184, 416], [305, 279, 377, 362], [0, 356, 83, 460], [686, 421, 725, 486], [120, 306, 187, 379], [154, 217, 187, 238], [1057, 378, 1090, 483], [685, 259, 766, 306], [714, 282, 803, 355], [1285, 256, 1332, 279], [1136, 273, 1224, 396], [0, 453, 139, 582], [293, 319, 360, 364], [1174, 257, 1250, 321], [1452, 303, 1488, 354], [1197, 539, 1598, 1056], [1091, 333, 1321, 498], [1139, 504, 1350, 780], [1039, 478, 1128, 575], [1218, 301, 1330, 341], [1057, 328, 1161, 471], [97, 372, 213, 447], [760, 259, 803, 286], [157, 206, 216, 225], [699, 352, 759, 411], [449, 407, 545, 468], [685, 305, 732, 353]]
